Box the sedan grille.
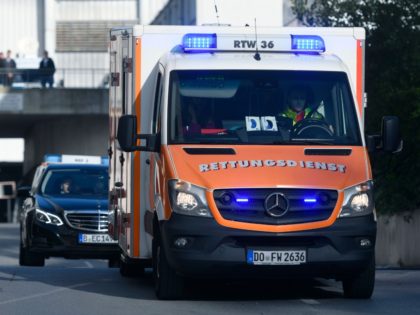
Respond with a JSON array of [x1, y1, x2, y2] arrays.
[[64, 210, 109, 232]]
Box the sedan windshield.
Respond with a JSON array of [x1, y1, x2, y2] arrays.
[[168, 70, 361, 145], [40, 168, 108, 198]]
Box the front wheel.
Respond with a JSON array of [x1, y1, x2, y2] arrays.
[[119, 259, 144, 277], [342, 257, 375, 299], [152, 233, 184, 300], [19, 242, 45, 267]]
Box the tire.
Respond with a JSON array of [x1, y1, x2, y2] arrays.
[[108, 257, 120, 268], [119, 259, 144, 277], [342, 256, 375, 299], [153, 232, 184, 300], [19, 242, 45, 267]]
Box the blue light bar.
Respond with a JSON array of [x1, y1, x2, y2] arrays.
[[182, 33, 217, 51], [291, 35, 325, 52], [101, 156, 109, 166], [236, 198, 249, 203], [44, 154, 61, 163], [304, 198, 317, 203]]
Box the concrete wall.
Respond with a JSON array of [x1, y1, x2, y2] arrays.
[[0, 88, 108, 116], [23, 115, 108, 174], [0, 88, 109, 174], [376, 210, 420, 267]]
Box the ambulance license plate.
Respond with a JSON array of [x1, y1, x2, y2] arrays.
[[78, 234, 117, 244], [247, 250, 306, 265]]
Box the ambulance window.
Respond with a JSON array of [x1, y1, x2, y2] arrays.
[[152, 72, 162, 134], [334, 81, 359, 140], [168, 70, 361, 146]]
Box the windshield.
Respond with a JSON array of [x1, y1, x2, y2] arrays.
[[168, 70, 361, 145], [40, 168, 108, 198]]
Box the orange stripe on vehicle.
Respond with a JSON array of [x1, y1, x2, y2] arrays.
[[133, 38, 141, 257], [149, 154, 155, 210], [207, 190, 344, 233], [162, 146, 176, 220], [356, 40, 363, 116]]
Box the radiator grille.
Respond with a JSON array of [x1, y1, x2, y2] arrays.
[[213, 188, 338, 225], [64, 210, 109, 232]]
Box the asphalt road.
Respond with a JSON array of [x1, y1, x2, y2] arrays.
[[1, 223, 419, 315]]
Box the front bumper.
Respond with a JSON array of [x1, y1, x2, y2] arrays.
[[29, 220, 119, 259], [161, 213, 376, 280]]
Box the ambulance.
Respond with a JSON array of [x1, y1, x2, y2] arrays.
[[108, 25, 401, 299]]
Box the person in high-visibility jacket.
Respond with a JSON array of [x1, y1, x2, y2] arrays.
[[281, 86, 323, 125]]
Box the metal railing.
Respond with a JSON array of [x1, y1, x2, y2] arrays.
[[0, 68, 109, 89]]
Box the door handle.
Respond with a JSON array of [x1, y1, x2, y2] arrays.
[[146, 159, 150, 165]]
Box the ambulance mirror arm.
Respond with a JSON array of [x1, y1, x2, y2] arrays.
[[117, 115, 160, 152]]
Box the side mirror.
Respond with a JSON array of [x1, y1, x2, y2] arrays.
[[17, 186, 31, 198], [117, 115, 137, 152], [117, 115, 160, 152], [381, 116, 402, 153]]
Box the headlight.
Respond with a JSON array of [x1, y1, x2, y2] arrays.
[[35, 209, 64, 226], [168, 180, 212, 218], [338, 181, 374, 218]]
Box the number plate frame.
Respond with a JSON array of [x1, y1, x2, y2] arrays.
[[78, 234, 118, 244], [247, 249, 307, 265]]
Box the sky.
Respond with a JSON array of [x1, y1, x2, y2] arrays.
[[0, 139, 24, 162]]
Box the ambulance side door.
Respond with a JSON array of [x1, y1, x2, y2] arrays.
[[144, 65, 164, 254]]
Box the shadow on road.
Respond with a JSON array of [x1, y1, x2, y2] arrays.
[[0, 265, 343, 301], [0, 223, 343, 301]]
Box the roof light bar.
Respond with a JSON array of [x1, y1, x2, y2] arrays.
[[43, 154, 108, 165], [291, 35, 325, 53], [182, 33, 217, 51]]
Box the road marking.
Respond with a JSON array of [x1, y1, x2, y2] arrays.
[[300, 299, 320, 305], [84, 261, 93, 268], [0, 282, 91, 305]]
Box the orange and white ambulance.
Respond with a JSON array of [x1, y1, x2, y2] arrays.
[[108, 25, 401, 299]]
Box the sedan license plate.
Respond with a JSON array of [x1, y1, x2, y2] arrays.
[[247, 250, 306, 265], [78, 234, 117, 244]]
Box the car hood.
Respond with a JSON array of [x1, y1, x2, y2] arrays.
[[36, 195, 108, 214], [167, 145, 370, 191]]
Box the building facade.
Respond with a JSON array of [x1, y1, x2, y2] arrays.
[[1, 0, 140, 87]]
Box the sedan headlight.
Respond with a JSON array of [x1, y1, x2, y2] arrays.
[[35, 209, 64, 226], [338, 181, 374, 218], [168, 180, 212, 218]]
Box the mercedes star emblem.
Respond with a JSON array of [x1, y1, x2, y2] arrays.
[[264, 193, 289, 218]]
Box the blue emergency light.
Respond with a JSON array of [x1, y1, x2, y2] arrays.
[[182, 33, 217, 51], [304, 198, 318, 203], [101, 156, 109, 165], [291, 35, 325, 52], [44, 154, 62, 163], [236, 198, 249, 203]]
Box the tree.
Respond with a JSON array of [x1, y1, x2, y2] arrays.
[[291, 0, 420, 213]]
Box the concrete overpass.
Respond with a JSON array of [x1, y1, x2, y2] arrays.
[[0, 87, 108, 175]]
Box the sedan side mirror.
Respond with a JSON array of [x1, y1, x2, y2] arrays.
[[17, 185, 31, 198]]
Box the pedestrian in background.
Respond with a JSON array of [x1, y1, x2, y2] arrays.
[[0, 52, 5, 85], [39, 50, 55, 88], [4, 50, 16, 87]]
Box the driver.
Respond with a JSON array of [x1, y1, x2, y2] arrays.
[[280, 86, 324, 125], [60, 178, 73, 194]]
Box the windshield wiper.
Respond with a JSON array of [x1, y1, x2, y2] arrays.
[[290, 139, 336, 145]]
